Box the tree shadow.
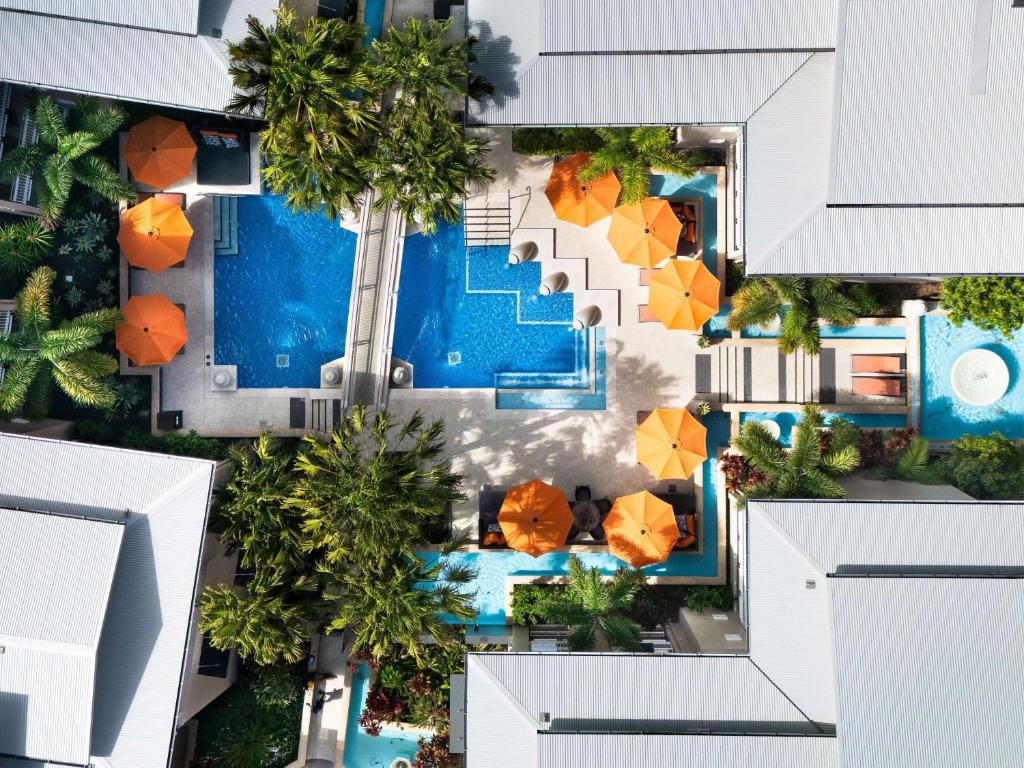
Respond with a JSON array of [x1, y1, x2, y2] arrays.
[[468, 21, 520, 115]]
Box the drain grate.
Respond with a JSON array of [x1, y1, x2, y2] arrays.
[[276, 354, 290, 368], [447, 351, 462, 365]]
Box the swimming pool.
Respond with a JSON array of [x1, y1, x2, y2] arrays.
[[706, 307, 906, 340], [423, 412, 730, 626], [362, 0, 386, 46], [392, 223, 587, 389], [342, 662, 419, 768], [920, 314, 1024, 440], [214, 195, 357, 388], [740, 411, 908, 447], [648, 173, 718, 276]]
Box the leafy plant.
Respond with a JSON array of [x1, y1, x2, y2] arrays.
[[544, 555, 645, 651], [77, 211, 107, 243], [227, 2, 376, 217], [413, 731, 457, 768], [731, 404, 860, 507], [512, 127, 605, 156], [937, 432, 1024, 500], [104, 378, 144, 422], [120, 428, 225, 459], [378, 663, 407, 691], [884, 437, 941, 484], [358, 688, 403, 737], [62, 284, 83, 308], [0, 219, 53, 274], [694, 400, 712, 416], [682, 585, 734, 613], [510, 584, 564, 626], [696, 334, 712, 349], [0, 95, 134, 227], [0, 266, 121, 417], [940, 277, 1024, 338], [577, 127, 698, 204], [727, 277, 877, 355]]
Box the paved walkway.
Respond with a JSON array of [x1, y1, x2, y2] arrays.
[[297, 634, 352, 767]]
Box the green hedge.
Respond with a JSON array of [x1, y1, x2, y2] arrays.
[[512, 128, 604, 156], [73, 420, 226, 460]]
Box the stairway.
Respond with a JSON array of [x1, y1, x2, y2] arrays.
[[464, 191, 511, 247], [696, 345, 825, 404], [211, 195, 239, 256]]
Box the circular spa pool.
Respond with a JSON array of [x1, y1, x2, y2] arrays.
[[951, 349, 1010, 406]]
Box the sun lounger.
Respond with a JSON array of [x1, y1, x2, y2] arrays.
[[851, 354, 905, 374], [638, 305, 658, 323], [852, 376, 904, 398]]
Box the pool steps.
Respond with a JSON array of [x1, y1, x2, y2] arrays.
[[211, 195, 239, 256]]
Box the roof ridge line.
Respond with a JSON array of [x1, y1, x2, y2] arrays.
[[469, 656, 542, 730]]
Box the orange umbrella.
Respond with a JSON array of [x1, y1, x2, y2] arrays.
[[117, 198, 193, 271], [605, 491, 679, 568], [607, 198, 683, 268], [648, 259, 720, 330], [498, 479, 573, 558], [115, 293, 187, 366], [636, 408, 707, 480], [124, 115, 196, 189], [544, 152, 621, 227]]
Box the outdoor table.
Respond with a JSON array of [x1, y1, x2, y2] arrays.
[[572, 499, 601, 532]]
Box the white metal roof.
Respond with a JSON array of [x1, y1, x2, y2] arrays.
[[830, 577, 1024, 768], [0, 0, 201, 35], [539, 0, 837, 53], [0, 433, 216, 768], [537, 733, 838, 768], [0, 1, 279, 114], [0, 508, 123, 765]]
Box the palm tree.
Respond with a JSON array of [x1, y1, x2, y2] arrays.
[[731, 404, 860, 507], [327, 540, 477, 667], [577, 127, 699, 205], [727, 277, 877, 356], [0, 219, 52, 275], [545, 556, 644, 651], [0, 266, 121, 417], [0, 96, 134, 228], [876, 436, 941, 484], [214, 432, 304, 573], [291, 406, 465, 569], [226, 2, 377, 217], [199, 567, 321, 666], [362, 18, 495, 234]]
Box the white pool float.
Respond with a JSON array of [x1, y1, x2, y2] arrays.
[[390, 759, 412, 768], [951, 349, 1009, 406], [757, 315, 781, 334], [759, 419, 782, 440]]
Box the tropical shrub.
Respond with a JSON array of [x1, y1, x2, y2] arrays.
[[120, 428, 225, 460], [0, 266, 121, 417], [193, 665, 303, 768], [413, 731, 457, 768], [937, 432, 1024, 500], [576, 127, 699, 204], [730, 404, 860, 506], [682, 585, 734, 613], [510, 584, 565, 626], [512, 127, 604, 156], [727, 277, 878, 355], [0, 220, 53, 274], [0, 96, 134, 228], [940, 277, 1024, 338], [227, 3, 376, 217], [543, 555, 645, 651], [359, 687, 403, 737]]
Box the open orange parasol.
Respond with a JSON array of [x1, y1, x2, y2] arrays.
[[607, 198, 683, 268], [117, 198, 193, 271], [605, 491, 679, 568], [544, 152, 621, 227], [648, 259, 720, 330], [124, 115, 196, 189], [498, 479, 573, 558], [636, 408, 708, 480], [115, 293, 187, 366]]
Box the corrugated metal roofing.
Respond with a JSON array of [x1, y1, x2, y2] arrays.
[[0, 0, 200, 35], [758, 500, 1024, 570], [0, 508, 123, 765], [748, 205, 1024, 276], [540, 0, 837, 52], [0, 433, 215, 768], [831, 577, 1024, 768], [465, 656, 538, 768], [746, 505, 836, 726], [469, 52, 814, 126], [0, 1, 279, 113], [830, 0, 1024, 205], [538, 733, 838, 768], [743, 52, 833, 259]]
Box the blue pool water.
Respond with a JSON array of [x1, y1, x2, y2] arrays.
[[425, 412, 731, 626], [707, 307, 906, 339], [342, 663, 420, 768], [740, 411, 908, 447], [362, 0, 386, 46], [214, 195, 356, 388], [393, 223, 586, 388], [920, 315, 1024, 439]]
